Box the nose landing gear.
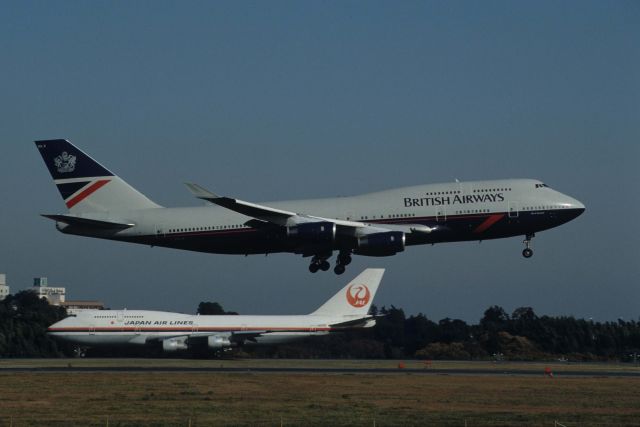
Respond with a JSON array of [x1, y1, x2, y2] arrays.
[[522, 233, 535, 258]]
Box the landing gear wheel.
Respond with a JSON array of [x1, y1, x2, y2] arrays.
[[334, 264, 346, 275], [309, 263, 319, 273], [319, 260, 330, 271], [337, 252, 352, 270], [521, 233, 535, 259]]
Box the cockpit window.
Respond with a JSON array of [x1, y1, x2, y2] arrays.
[[535, 183, 548, 189]]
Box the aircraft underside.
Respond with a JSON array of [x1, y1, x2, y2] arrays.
[[109, 208, 584, 273]]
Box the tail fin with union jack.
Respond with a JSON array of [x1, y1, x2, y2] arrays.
[[35, 139, 160, 214]]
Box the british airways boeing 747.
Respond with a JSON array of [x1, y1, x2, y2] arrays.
[[35, 139, 585, 274]]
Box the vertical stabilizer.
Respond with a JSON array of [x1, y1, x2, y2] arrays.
[[35, 139, 161, 213], [311, 268, 384, 317]]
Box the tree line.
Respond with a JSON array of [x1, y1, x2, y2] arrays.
[[1, 290, 639, 361], [0, 291, 72, 357]]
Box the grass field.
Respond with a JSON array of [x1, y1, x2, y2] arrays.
[[1, 359, 639, 426]]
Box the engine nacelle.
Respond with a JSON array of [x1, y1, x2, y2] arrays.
[[162, 337, 188, 352], [356, 231, 406, 256], [208, 335, 233, 349], [286, 221, 336, 243]]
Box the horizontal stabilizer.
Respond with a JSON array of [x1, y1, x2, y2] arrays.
[[330, 316, 376, 329], [41, 214, 135, 229]]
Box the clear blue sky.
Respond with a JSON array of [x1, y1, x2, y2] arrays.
[[1, 1, 638, 322]]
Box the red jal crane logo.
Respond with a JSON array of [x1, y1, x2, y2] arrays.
[[346, 284, 370, 308]]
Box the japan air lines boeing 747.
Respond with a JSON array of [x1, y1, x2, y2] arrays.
[[35, 139, 585, 274], [48, 269, 383, 353]]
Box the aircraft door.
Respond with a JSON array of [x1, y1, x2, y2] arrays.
[[436, 207, 447, 222], [154, 224, 165, 238], [89, 326, 96, 335], [508, 201, 519, 218]]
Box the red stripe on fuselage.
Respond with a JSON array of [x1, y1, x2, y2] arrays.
[[48, 326, 332, 333], [473, 214, 505, 234], [65, 180, 110, 209]]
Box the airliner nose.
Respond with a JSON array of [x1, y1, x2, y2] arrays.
[[47, 320, 62, 333], [561, 196, 585, 222], [569, 198, 586, 214], [47, 317, 71, 334]]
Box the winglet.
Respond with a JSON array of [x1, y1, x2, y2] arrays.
[[184, 183, 220, 201]]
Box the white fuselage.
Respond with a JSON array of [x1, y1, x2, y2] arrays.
[[48, 310, 360, 347], [59, 179, 585, 256]]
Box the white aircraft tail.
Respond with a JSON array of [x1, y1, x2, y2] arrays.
[[35, 139, 161, 214], [311, 268, 384, 317]]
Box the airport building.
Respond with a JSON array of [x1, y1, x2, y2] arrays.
[[0, 274, 9, 301], [31, 277, 66, 305], [30, 276, 105, 313], [61, 300, 105, 315]]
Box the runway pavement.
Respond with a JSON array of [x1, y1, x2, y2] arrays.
[[3, 365, 640, 376]]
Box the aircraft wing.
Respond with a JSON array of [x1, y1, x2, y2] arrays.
[[185, 183, 295, 226], [228, 329, 311, 341], [185, 182, 366, 229], [184, 183, 434, 237], [154, 330, 319, 346]]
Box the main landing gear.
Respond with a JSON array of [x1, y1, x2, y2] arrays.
[[333, 251, 352, 275], [522, 233, 535, 258], [308, 251, 352, 275], [309, 255, 330, 273]]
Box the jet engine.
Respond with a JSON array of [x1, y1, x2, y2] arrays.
[[162, 337, 188, 352], [287, 221, 336, 243], [355, 231, 405, 256], [208, 335, 233, 349]]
